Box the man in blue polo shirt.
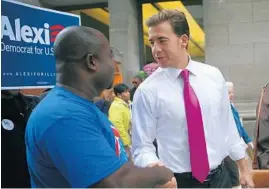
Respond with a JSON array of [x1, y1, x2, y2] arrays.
[[25, 26, 176, 188]]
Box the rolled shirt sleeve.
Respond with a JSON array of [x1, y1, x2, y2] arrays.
[[219, 72, 246, 161], [131, 87, 160, 167]]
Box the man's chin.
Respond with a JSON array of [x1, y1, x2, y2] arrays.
[[159, 64, 169, 68], [157, 61, 169, 68]]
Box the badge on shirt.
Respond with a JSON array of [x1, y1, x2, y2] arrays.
[[2, 119, 14, 130], [110, 125, 128, 161], [111, 125, 121, 156]]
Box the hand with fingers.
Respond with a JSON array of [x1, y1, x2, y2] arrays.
[[156, 176, 177, 188], [147, 162, 165, 167], [147, 162, 177, 188], [240, 171, 255, 188]]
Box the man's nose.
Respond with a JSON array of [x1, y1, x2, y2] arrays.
[[152, 43, 162, 53]]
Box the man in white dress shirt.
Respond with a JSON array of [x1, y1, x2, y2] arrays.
[[131, 9, 254, 188]]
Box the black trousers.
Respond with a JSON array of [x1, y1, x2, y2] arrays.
[[224, 156, 240, 186], [174, 163, 232, 188]]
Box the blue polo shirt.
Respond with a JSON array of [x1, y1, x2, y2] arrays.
[[25, 86, 128, 188]]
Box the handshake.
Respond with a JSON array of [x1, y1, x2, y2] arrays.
[[147, 162, 177, 188]]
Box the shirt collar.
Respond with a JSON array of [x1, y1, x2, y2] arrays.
[[164, 56, 199, 81], [114, 97, 129, 107]]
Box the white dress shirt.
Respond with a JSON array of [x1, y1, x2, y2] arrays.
[[131, 59, 246, 173]]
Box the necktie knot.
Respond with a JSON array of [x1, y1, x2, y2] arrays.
[[181, 69, 189, 83]]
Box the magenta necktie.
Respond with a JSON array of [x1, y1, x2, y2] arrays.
[[181, 69, 210, 183]]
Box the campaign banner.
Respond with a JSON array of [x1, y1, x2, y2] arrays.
[[1, 0, 80, 89]]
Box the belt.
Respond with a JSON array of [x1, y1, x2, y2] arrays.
[[174, 161, 224, 182]]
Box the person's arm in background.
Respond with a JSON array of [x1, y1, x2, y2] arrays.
[[237, 114, 254, 157], [240, 122, 253, 148], [43, 115, 176, 188], [232, 105, 253, 148], [109, 105, 132, 159], [256, 84, 269, 169], [131, 87, 161, 167], [217, 69, 254, 187]]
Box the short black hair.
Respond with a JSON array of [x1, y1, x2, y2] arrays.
[[54, 26, 105, 64], [114, 84, 129, 96], [53, 26, 109, 84]]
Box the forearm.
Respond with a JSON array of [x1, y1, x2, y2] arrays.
[[132, 125, 159, 167], [118, 163, 172, 188], [236, 158, 250, 173]]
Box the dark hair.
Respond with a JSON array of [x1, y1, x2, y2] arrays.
[[54, 26, 105, 65], [133, 75, 143, 82], [53, 26, 109, 84], [146, 9, 190, 37], [114, 84, 129, 96]]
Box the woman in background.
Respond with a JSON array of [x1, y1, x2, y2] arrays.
[[94, 88, 114, 116]]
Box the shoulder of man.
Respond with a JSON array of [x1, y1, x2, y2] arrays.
[[192, 60, 224, 82], [138, 67, 164, 90], [193, 60, 221, 72]]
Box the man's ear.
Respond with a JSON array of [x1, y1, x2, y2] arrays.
[[181, 34, 189, 49], [85, 54, 97, 71]]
